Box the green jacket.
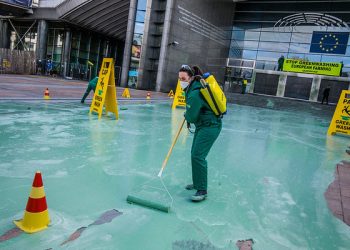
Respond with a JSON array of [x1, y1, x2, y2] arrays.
[[184, 80, 221, 128], [278, 57, 284, 67], [89, 77, 98, 90]]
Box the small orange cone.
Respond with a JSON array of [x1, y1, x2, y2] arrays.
[[43, 88, 50, 100], [14, 171, 50, 233], [146, 92, 151, 100]]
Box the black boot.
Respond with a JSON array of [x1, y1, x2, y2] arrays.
[[191, 190, 207, 202]]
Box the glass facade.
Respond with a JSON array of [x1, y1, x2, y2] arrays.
[[9, 23, 37, 52], [230, 22, 350, 75], [6, 21, 117, 80], [68, 30, 113, 80], [47, 28, 64, 74], [127, 0, 147, 88]]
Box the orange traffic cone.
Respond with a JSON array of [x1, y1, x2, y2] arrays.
[[14, 171, 50, 233], [44, 88, 50, 100], [146, 92, 151, 100]]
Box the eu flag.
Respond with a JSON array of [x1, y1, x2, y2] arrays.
[[310, 32, 349, 55]]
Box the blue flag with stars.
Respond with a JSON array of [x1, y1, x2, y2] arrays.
[[310, 32, 349, 55]]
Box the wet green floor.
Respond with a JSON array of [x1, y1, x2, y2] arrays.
[[0, 101, 349, 249]]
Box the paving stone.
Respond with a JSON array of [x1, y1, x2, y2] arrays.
[[341, 187, 350, 198], [325, 161, 350, 227], [342, 197, 350, 210], [0, 75, 169, 99], [343, 208, 350, 226]]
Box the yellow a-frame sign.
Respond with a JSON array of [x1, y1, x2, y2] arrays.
[[172, 80, 186, 109], [122, 88, 131, 98], [328, 90, 350, 136], [89, 58, 119, 119]]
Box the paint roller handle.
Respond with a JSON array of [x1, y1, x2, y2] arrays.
[[158, 118, 186, 177]]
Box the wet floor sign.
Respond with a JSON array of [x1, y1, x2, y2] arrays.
[[168, 90, 174, 99], [122, 88, 131, 98], [89, 58, 119, 119], [172, 80, 186, 109], [328, 90, 350, 136]]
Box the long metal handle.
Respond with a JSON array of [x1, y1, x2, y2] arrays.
[[200, 78, 207, 88], [158, 118, 186, 177]]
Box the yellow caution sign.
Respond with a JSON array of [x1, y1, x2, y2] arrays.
[[328, 90, 350, 136], [172, 80, 186, 109], [2, 59, 11, 68], [122, 88, 131, 98], [168, 90, 174, 99], [89, 58, 119, 119]]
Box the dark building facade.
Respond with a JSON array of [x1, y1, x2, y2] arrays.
[[154, 0, 234, 92], [1, 0, 350, 102], [121, 0, 234, 92]]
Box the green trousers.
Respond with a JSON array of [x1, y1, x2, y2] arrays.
[[242, 84, 246, 94], [191, 123, 222, 191], [81, 85, 94, 103]]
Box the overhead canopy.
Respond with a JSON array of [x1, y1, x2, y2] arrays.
[[57, 0, 130, 40]]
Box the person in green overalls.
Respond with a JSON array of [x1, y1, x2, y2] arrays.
[[81, 76, 98, 103], [277, 55, 285, 71], [178, 65, 222, 202]]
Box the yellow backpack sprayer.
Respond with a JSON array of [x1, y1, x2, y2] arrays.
[[200, 73, 227, 117]]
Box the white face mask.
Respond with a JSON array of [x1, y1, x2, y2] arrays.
[[180, 81, 189, 89]]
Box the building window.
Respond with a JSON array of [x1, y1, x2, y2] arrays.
[[47, 28, 64, 75], [127, 0, 147, 88], [230, 23, 350, 74], [9, 23, 37, 52]]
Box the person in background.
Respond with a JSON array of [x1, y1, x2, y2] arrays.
[[340, 61, 344, 76], [81, 76, 98, 103], [37, 59, 42, 75], [278, 55, 285, 71], [322, 85, 331, 105], [242, 79, 247, 94], [46, 58, 53, 76], [178, 65, 222, 202], [242, 70, 249, 94]]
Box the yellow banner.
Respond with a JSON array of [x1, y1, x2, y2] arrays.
[[172, 80, 186, 109], [283, 59, 341, 76], [328, 90, 350, 136], [89, 58, 119, 119]]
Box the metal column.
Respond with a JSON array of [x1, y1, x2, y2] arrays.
[[120, 0, 137, 87], [36, 20, 48, 61], [62, 29, 71, 78], [0, 19, 10, 49], [156, 0, 175, 92]]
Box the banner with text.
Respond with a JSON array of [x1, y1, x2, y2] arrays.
[[283, 59, 342, 76]]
